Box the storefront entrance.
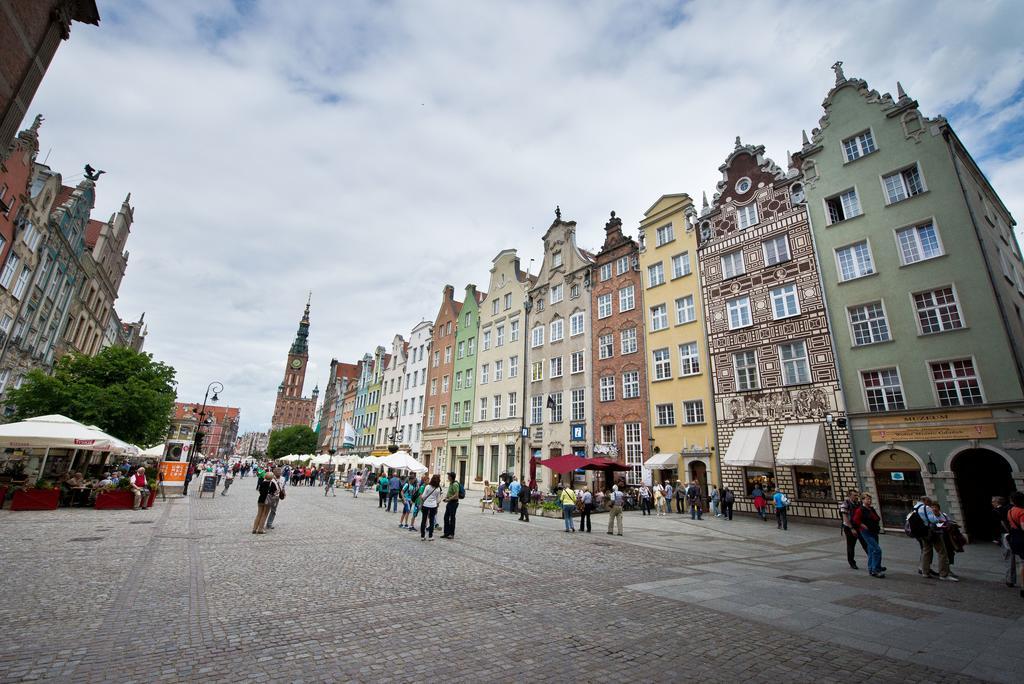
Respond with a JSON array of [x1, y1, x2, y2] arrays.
[[689, 461, 707, 494], [952, 448, 1013, 542], [872, 450, 925, 529]]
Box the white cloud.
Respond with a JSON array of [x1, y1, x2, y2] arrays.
[[27, 0, 1024, 431]]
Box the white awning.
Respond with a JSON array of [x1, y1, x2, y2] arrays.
[[643, 452, 679, 469], [775, 423, 829, 468], [722, 427, 774, 469]]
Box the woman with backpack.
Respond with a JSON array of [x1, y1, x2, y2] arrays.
[[751, 484, 768, 521], [772, 489, 791, 530], [721, 487, 734, 520], [853, 493, 885, 578], [1006, 491, 1024, 598], [419, 475, 443, 541]]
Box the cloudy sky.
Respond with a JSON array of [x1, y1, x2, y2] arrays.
[[27, 0, 1024, 433]]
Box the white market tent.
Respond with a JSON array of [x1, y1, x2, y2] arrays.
[[381, 450, 427, 473], [312, 454, 334, 465], [140, 443, 166, 458], [0, 414, 136, 476], [337, 454, 362, 466]]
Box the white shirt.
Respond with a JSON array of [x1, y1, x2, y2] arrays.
[[420, 485, 442, 509]]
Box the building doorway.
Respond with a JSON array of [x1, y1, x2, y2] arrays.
[[458, 459, 467, 485], [872, 450, 926, 529], [689, 461, 707, 496], [952, 448, 1013, 542]]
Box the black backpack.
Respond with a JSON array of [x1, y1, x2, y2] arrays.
[[458, 482, 466, 500], [904, 504, 929, 539], [723, 490, 734, 504]]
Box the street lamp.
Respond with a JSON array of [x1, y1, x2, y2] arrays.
[[182, 381, 223, 495], [926, 451, 938, 475]]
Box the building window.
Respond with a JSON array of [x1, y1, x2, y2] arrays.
[[849, 302, 890, 346], [620, 328, 637, 354], [843, 130, 876, 162], [599, 263, 612, 281], [882, 164, 925, 204], [444, 346, 452, 363], [914, 287, 963, 334], [656, 223, 674, 246], [601, 425, 616, 445], [618, 285, 635, 312], [674, 295, 696, 325], [530, 396, 543, 424], [570, 350, 584, 374], [862, 368, 905, 411], [624, 422, 642, 486], [457, 340, 466, 358], [647, 262, 665, 287], [0, 255, 20, 290], [430, 378, 437, 396], [440, 405, 447, 424], [597, 293, 612, 319], [836, 241, 874, 281], [482, 330, 491, 351], [727, 297, 752, 329], [531, 361, 543, 382], [679, 342, 700, 376], [599, 376, 615, 402], [465, 368, 473, 385], [571, 388, 586, 421], [509, 355, 518, 378], [652, 348, 671, 380], [655, 403, 675, 426], [468, 338, 476, 355], [441, 376, 449, 393], [496, 325, 504, 347], [427, 407, 435, 426], [896, 221, 943, 265], [650, 304, 668, 331], [493, 394, 502, 420], [509, 392, 518, 417], [452, 402, 462, 424], [721, 250, 745, 279], [12, 267, 31, 300], [549, 392, 563, 422], [492, 299, 499, 316], [622, 371, 640, 399], [550, 319, 564, 342], [825, 189, 862, 224], [598, 333, 613, 359], [770, 283, 800, 319], [683, 400, 705, 424], [510, 319, 519, 342], [480, 364, 489, 384], [734, 350, 759, 391], [779, 341, 810, 386], [570, 311, 584, 336], [552, 251, 563, 268], [550, 356, 563, 378], [494, 359, 503, 381], [737, 203, 759, 230], [455, 371, 463, 390], [531, 325, 544, 348], [931, 359, 984, 406], [550, 283, 563, 304], [535, 299, 544, 312], [671, 252, 691, 279], [762, 235, 790, 266]]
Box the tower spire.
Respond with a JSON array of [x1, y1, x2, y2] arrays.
[[290, 296, 310, 355]]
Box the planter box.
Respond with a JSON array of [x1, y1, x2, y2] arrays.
[[541, 508, 564, 518], [0, 485, 7, 509], [10, 488, 60, 511], [95, 490, 134, 510], [147, 490, 157, 507]]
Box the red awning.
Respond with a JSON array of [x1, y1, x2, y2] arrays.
[[535, 454, 591, 474], [583, 458, 629, 471]]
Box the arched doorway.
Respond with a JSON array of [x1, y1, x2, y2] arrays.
[[952, 449, 1013, 542], [872, 449, 925, 528], [689, 461, 707, 496]]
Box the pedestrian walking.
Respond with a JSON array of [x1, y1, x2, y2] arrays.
[[409, 476, 424, 532], [752, 484, 768, 521], [607, 485, 624, 536], [840, 490, 868, 569], [686, 481, 703, 520], [518, 481, 531, 522], [495, 479, 507, 514], [482, 480, 494, 513], [509, 477, 522, 515], [419, 475, 443, 541], [252, 472, 277, 534], [639, 484, 652, 516], [773, 489, 790, 530], [377, 475, 388, 508], [709, 484, 721, 517], [579, 486, 593, 533], [324, 469, 337, 497], [914, 497, 957, 581], [993, 496, 1017, 588], [442, 472, 461, 539], [674, 480, 686, 514], [399, 476, 416, 528], [653, 482, 667, 516], [558, 484, 577, 532], [352, 471, 362, 497], [265, 468, 286, 529], [221, 467, 234, 496], [853, 493, 885, 578], [1006, 492, 1024, 598], [387, 473, 401, 512], [721, 487, 734, 520]]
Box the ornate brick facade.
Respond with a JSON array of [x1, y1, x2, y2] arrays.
[[697, 140, 856, 520]]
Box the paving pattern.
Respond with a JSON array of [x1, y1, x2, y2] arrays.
[[0, 481, 1019, 683]]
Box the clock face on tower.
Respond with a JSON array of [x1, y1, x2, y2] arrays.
[[291, 358, 302, 369]]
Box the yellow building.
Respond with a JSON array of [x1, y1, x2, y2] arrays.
[[638, 193, 718, 490]]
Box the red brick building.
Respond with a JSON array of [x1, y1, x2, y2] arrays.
[[591, 211, 651, 485], [316, 359, 360, 452], [171, 402, 240, 460], [0, 0, 99, 160], [420, 284, 461, 474]]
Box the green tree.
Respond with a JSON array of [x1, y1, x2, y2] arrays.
[[266, 425, 317, 458], [6, 346, 177, 446]]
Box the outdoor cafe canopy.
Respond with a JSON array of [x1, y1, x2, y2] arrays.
[[0, 415, 134, 454]]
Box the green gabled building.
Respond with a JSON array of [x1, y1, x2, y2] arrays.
[[447, 284, 485, 484]]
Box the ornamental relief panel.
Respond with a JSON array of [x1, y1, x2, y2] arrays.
[[717, 384, 842, 423]]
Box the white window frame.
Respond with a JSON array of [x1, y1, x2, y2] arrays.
[[769, 283, 800, 320], [861, 366, 906, 412], [652, 348, 671, 381], [847, 301, 891, 347], [671, 252, 691, 279], [650, 304, 668, 331], [912, 285, 964, 335], [881, 163, 927, 205], [550, 283, 563, 304], [599, 376, 615, 402], [599, 263, 612, 282], [550, 318, 564, 342], [569, 311, 584, 337], [618, 285, 635, 312], [655, 403, 675, 427], [570, 350, 584, 374], [550, 356, 563, 378], [597, 293, 612, 319], [762, 234, 790, 266], [620, 328, 637, 354], [726, 297, 752, 330], [895, 220, 944, 266], [678, 342, 700, 376], [622, 371, 640, 399], [721, 250, 745, 279], [598, 333, 613, 360], [736, 203, 759, 230], [655, 223, 674, 246], [842, 129, 876, 162], [824, 187, 863, 224], [571, 388, 586, 422], [778, 340, 810, 386], [683, 400, 705, 424], [928, 356, 985, 407], [835, 240, 875, 282], [647, 262, 665, 288], [676, 295, 695, 325], [531, 325, 544, 348], [733, 350, 759, 391]]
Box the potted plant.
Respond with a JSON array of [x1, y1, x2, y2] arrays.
[[146, 478, 159, 507], [10, 479, 61, 511], [540, 501, 562, 518], [94, 477, 134, 509]]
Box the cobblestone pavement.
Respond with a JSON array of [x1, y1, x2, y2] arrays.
[[0, 483, 1019, 683]]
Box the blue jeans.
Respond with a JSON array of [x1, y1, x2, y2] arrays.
[[862, 530, 882, 574], [690, 502, 702, 520], [562, 504, 575, 530], [387, 491, 399, 511]]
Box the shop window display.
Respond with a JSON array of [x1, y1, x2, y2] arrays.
[[744, 468, 775, 495], [794, 467, 833, 501]]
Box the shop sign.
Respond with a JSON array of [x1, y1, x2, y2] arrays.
[[159, 461, 188, 485], [867, 409, 992, 426], [870, 423, 997, 442], [570, 424, 585, 441], [890, 472, 905, 481]]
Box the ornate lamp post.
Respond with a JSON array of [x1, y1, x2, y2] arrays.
[[182, 381, 223, 495]]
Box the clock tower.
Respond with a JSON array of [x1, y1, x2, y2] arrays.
[[271, 295, 318, 431]]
